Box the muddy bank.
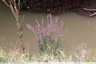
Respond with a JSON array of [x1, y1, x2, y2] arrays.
[[26, 0, 96, 16]]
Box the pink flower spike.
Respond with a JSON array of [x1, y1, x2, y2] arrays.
[[62, 23, 64, 27], [54, 38, 56, 41], [38, 27, 41, 32], [35, 28, 37, 31], [52, 29, 56, 32], [50, 24, 52, 28], [37, 32, 39, 34], [54, 33, 57, 35], [60, 31, 64, 33], [57, 32, 59, 34], [47, 24, 50, 27], [34, 47, 38, 51], [36, 19, 40, 26], [55, 17, 58, 23], [47, 14, 50, 19], [26, 24, 33, 29], [44, 29, 47, 32], [63, 34, 66, 37], [50, 20, 53, 24], [47, 33, 50, 36], [65, 30, 68, 33], [48, 38, 50, 40], [53, 25, 55, 27], [61, 21, 63, 24], [40, 35, 42, 40], [50, 39, 53, 41], [57, 27, 59, 31], [41, 30, 44, 33], [47, 14, 51, 19]]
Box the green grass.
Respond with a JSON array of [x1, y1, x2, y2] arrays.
[[0, 44, 96, 62]]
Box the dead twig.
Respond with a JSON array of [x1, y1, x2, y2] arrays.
[[83, 8, 96, 17], [84, 8, 96, 11]]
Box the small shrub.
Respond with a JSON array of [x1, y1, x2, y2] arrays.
[[27, 14, 68, 55]]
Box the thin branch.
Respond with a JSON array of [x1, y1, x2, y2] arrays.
[[90, 12, 96, 17], [84, 8, 96, 11], [83, 8, 96, 17], [2, 0, 25, 53]]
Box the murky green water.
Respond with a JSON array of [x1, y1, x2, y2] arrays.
[[0, 1, 96, 55]]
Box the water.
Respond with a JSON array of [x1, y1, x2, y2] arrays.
[[0, 1, 96, 55]]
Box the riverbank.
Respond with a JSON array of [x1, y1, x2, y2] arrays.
[[26, 0, 96, 17], [0, 44, 96, 62]]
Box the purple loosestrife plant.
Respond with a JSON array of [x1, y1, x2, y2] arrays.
[[27, 14, 68, 55]]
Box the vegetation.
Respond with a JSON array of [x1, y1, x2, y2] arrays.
[[27, 14, 68, 56], [1, 0, 96, 63], [0, 44, 96, 62]]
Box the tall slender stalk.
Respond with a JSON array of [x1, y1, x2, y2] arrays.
[[2, 0, 25, 53]]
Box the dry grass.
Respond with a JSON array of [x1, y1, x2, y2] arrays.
[[0, 44, 96, 62], [0, 48, 25, 62]]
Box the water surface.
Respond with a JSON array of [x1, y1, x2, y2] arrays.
[[0, 1, 96, 54]]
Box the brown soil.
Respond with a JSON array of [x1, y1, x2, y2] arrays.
[[26, 0, 96, 16]]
